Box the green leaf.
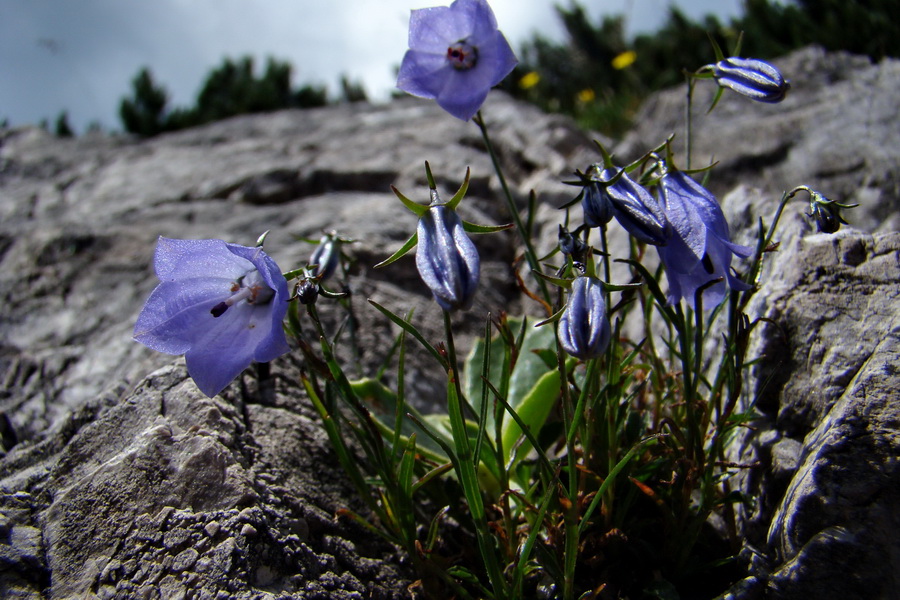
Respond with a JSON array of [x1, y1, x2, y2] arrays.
[[619, 258, 680, 326], [501, 368, 560, 467], [398, 434, 417, 497], [350, 377, 449, 462], [411, 463, 453, 495], [708, 30, 726, 62], [462, 220, 514, 234], [706, 85, 725, 114], [282, 267, 307, 281], [533, 270, 572, 289], [463, 317, 556, 435], [579, 435, 660, 534], [593, 139, 616, 168]]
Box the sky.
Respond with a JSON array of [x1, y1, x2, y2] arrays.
[[0, 0, 744, 133]]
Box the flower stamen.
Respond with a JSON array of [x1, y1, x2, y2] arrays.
[[211, 271, 275, 317], [447, 41, 477, 70]]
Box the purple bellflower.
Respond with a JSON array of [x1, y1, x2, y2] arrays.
[[558, 275, 611, 360], [134, 237, 290, 397], [657, 170, 753, 309], [396, 0, 518, 121], [417, 204, 481, 311], [712, 57, 790, 103], [584, 165, 670, 245]]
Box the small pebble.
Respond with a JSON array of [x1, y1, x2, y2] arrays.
[[204, 521, 220, 537]]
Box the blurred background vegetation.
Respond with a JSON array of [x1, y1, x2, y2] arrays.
[[498, 0, 899, 137], [114, 0, 898, 139], [118, 56, 367, 137]]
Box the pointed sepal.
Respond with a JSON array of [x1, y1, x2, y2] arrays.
[[374, 234, 418, 269]]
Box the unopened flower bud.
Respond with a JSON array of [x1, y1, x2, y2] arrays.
[[416, 205, 480, 311], [309, 233, 341, 281], [296, 279, 319, 305], [581, 179, 614, 227], [558, 275, 610, 360], [808, 191, 854, 233], [712, 57, 790, 103], [558, 225, 587, 262]]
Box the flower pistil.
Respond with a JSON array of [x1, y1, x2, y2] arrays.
[[211, 271, 275, 318]]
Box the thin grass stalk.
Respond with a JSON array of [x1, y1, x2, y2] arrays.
[[473, 110, 550, 304], [442, 310, 509, 598]]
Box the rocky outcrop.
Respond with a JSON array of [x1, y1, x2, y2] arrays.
[[729, 229, 900, 600], [1, 46, 898, 598]]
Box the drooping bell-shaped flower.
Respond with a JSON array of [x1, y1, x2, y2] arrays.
[[416, 204, 481, 311], [583, 164, 670, 245], [784, 185, 857, 234], [396, 0, 518, 121], [712, 57, 790, 103], [558, 275, 611, 360], [806, 190, 856, 233], [656, 170, 753, 309], [134, 237, 290, 397]]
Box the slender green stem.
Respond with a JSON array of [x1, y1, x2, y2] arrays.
[[564, 358, 598, 448], [553, 328, 579, 600], [742, 187, 805, 309], [676, 307, 701, 465], [474, 111, 550, 305], [599, 223, 611, 285], [685, 76, 695, 170]]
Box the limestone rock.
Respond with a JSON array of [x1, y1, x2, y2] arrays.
[[729, 230, 900, 600]]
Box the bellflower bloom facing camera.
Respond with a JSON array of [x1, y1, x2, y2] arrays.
[[712, 57, 790, 103], [657, 170, 753, 309], [417, 204, 481, 311], [134, 237, 290, 397], [558, 275, 611, 360], [396, 0, 518, 121], [585, 165, 670, 245]]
